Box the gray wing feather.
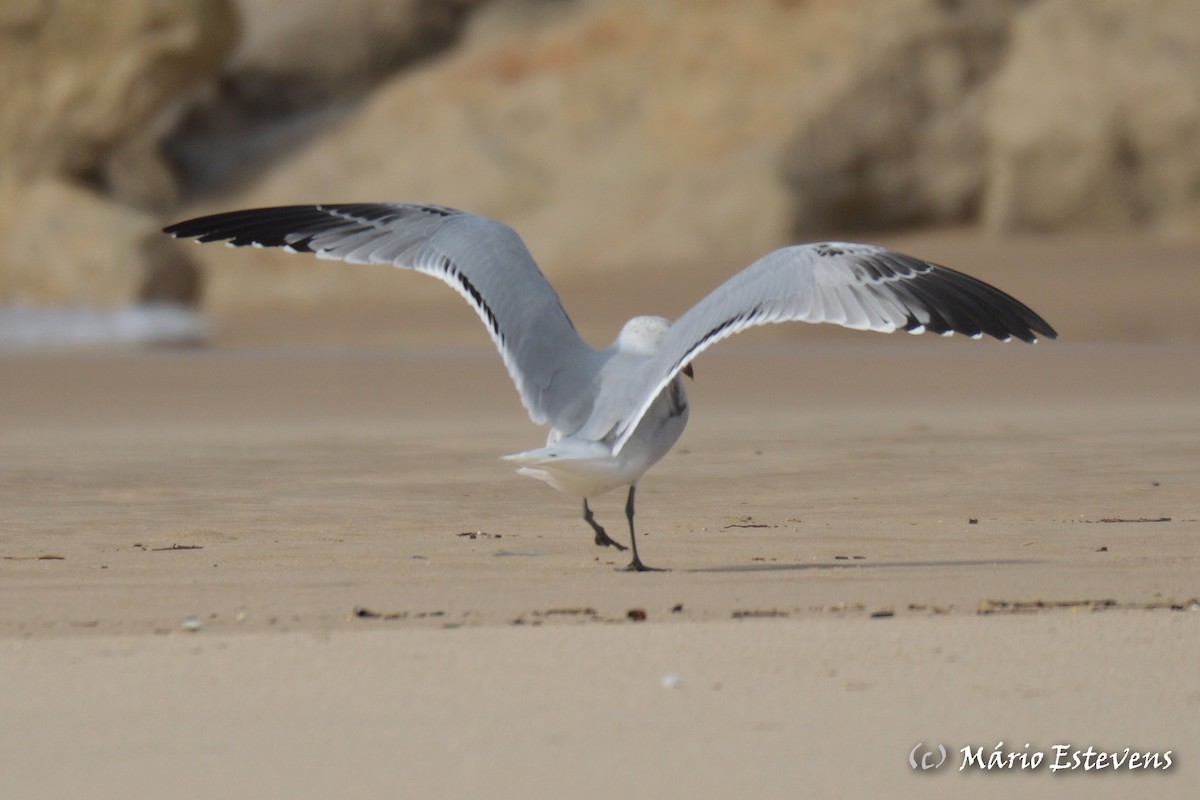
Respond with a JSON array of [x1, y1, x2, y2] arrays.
[[602, 242, 1056, 454], [164, 204, 599, 430]]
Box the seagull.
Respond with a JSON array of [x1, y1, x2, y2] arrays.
[[164, 203, 1056, 571]]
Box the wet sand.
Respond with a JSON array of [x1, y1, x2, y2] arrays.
[[2, 235, 1199, 798]]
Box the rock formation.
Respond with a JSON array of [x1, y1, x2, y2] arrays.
[[2, 0, 1196, 318], [0, 0, 235, 310]]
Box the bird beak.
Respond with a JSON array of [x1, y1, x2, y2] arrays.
[[682, 363, 694, 380]]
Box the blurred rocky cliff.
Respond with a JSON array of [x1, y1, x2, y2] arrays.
[[2, 0, 1198, 324]]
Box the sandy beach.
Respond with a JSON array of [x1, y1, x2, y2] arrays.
[[5, 0, 1200, 795], [2, 234, 1199, 799]]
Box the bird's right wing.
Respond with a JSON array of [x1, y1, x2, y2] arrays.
[[599, 242, 1056, 454], [164, 204, 601, 430]]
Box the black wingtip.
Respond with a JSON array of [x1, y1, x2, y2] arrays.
[[1016, 309, 1058, 344], [161, 206, 350, 249], [922, 262, 1057, 345], [162, 203, 466, 251]]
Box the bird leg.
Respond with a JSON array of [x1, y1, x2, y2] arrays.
[[582, 498, 627, 551], [622, 485, 665, 572]]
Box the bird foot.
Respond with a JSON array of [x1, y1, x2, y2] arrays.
[[593, 530, 628, 551], [621, 557, 666, 573]]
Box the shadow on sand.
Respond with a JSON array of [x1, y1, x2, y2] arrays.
[[686, 558, 1042, 574]]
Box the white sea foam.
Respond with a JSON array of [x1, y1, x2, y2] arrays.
[[0, 304, 210, 349]]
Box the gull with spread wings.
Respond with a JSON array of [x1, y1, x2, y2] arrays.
[[165, 203, 1056, 571]]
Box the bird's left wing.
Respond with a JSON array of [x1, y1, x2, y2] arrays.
[[164, 204, 601, 431], [603, 242, 1056, 455]]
